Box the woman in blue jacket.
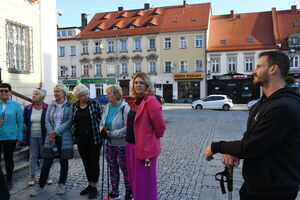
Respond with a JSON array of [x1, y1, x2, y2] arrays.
[[24, 88, 49, 186], [0, 83, 23, 191]]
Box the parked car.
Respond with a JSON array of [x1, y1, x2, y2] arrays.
[[191, 95, 233, 111], [123, 95, 164, 107], [95, 95, 108, 104], [247, 99, 259, 110]]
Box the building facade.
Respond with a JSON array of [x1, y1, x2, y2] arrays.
[[0, 0, 58, 102]]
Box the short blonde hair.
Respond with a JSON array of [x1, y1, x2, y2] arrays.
[[130, 72, 154, 98], [53, 84, 68, 98], [106, 84, 123, 100], [73, 84, 90, 98]]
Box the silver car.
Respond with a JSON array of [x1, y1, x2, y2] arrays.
[[192, 95, 233, 111]]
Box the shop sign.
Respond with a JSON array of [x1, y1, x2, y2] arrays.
[[174, 73, 203, 79], [216, 74, 252, 80]]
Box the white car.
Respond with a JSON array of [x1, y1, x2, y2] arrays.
[[247, 99, 259, 110], [192, 95, 233, 111]]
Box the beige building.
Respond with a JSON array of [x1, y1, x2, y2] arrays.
[[72, 2, 211, 102], [0, 0, 58, 103]]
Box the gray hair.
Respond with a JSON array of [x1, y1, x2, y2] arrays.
[[73, 84, 90, 98], [34, 88, 47, 97], [53, 84, 68, 97], [106, 84, 123, 100]]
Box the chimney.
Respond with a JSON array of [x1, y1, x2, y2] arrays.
[[118, 7, 123, 11], [291, 5, 297, 14], [81, 13, 87, 28], [144, 3, 150, 10], [183, 0, 186, 7], [230, 10, 234, 18]]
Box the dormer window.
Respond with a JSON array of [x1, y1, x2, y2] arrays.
[[172, 20, 178, 23], [191, 18, 197, 22], [221, 40, 227, 45], [94, 28, 101, 32], [112, 27, 118, 30], [293, 22, 300, 27], [247, 38, 254, 43], [147, 24, 154, 27], [129, 25, 135, 29]]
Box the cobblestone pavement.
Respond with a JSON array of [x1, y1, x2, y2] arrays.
[[9, 108, 300, 200]]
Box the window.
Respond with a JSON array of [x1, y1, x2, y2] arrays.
[[211, 59, 219, 72], [95, 64, 102, 75], [148, 38, 156, 50], [95, 42, 102, 53], [245, 58, 254, 71], [71, 65, 76, 77], [164, 37, 171, 49], [134, 39, 141, 51], [108, 41, 115, 52], [57, 31, 61, 37], [120, 63, 128, 74], [6, 21, 33, 74], [134, 62, 142, 73], [180, 36, 187, 48], [165, 61, 172, 73], [70, 46, 76, 56], [82, 42, 88, 54], [228, 58, 236, 72], [59, 47, 65, 57], [195, 35, 203, 47], [293, 22, 300, 27], [292, 37, 299, 45], [221, 40, 227, 45], [67, 30, 73, 37], [59, 66, 65, 77], [180, 60, 187, 72], [149, 62, 156, 73], [291, 56, 299, 68], [120, 39, 127, 51], [247, 38, 254, 43], [62, 31, 67, 37], [195, 60, 203, 72], [108, 64, 115, 74], [83, 64, 89, 76]]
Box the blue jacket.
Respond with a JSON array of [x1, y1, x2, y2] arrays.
[[0, 100, 23, 141], [43, 101, 74, 159], [24, 102, 48, 145]]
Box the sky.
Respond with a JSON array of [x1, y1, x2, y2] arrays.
[[57, 0, 298, 27]]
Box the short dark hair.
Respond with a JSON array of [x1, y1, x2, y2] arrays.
[[259, 51, 290, 77], [0, 83, 12, 91]]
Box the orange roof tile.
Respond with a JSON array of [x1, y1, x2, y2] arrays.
[[208, 11, 277, 52], [78, 3, 211, 38], [273, 6, 300, 49]]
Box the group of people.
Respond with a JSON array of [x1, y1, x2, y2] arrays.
[[0, 72, 166, 200]]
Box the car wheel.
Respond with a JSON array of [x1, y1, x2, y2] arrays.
[[196, 104, 203, 110], [223, 104, 230, 111]]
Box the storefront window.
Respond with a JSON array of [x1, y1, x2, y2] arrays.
[[178, 81, 200, 102]]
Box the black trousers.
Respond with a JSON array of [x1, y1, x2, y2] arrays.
[[0, 140, 16, 182], [0, 167, 9, 200], [240, 183, 298, 200], [38, 158, 69, 188], [76, 134, 101, 183]]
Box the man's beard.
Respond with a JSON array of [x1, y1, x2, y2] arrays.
[[253, 72, 269, 86]]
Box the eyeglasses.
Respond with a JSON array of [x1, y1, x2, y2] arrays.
[[133, 81, 145, 85], [0, 89, 9, 94]]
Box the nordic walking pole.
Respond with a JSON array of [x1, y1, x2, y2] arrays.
[[215, 165, 234, 199]]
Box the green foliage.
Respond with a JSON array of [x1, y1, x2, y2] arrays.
[[285, 76, 295, 85]]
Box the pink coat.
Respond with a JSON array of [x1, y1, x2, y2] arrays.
[[133, 95, 166, 160]]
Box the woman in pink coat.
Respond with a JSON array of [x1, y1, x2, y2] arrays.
[[125, 72, 166, 200]]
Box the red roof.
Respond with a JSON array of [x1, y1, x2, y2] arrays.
[[208, 11, 276, 52], [78, 3, 211, 38], [272, 6, 300, 49]]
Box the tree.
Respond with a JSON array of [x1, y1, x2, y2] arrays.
[[285, 75, 295, 85]]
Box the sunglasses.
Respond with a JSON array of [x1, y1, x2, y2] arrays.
[[0, 89, 9, 94]]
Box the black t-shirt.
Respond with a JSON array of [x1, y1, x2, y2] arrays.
[[126, 97, 143, 144], [74, 105, 92, 135]]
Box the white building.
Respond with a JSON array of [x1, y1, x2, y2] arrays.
[[0, 0, 58, 103]]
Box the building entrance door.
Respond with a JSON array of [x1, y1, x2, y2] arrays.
[[163, 84, 173, 103]]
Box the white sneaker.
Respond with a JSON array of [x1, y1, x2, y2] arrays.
[[28, 177, 36, 186], [30, 187, 44, 196], [47, 176, 53, 185], [56, 183, 66, 195]]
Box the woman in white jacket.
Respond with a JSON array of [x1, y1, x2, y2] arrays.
[[101, 84, 132, 200]]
